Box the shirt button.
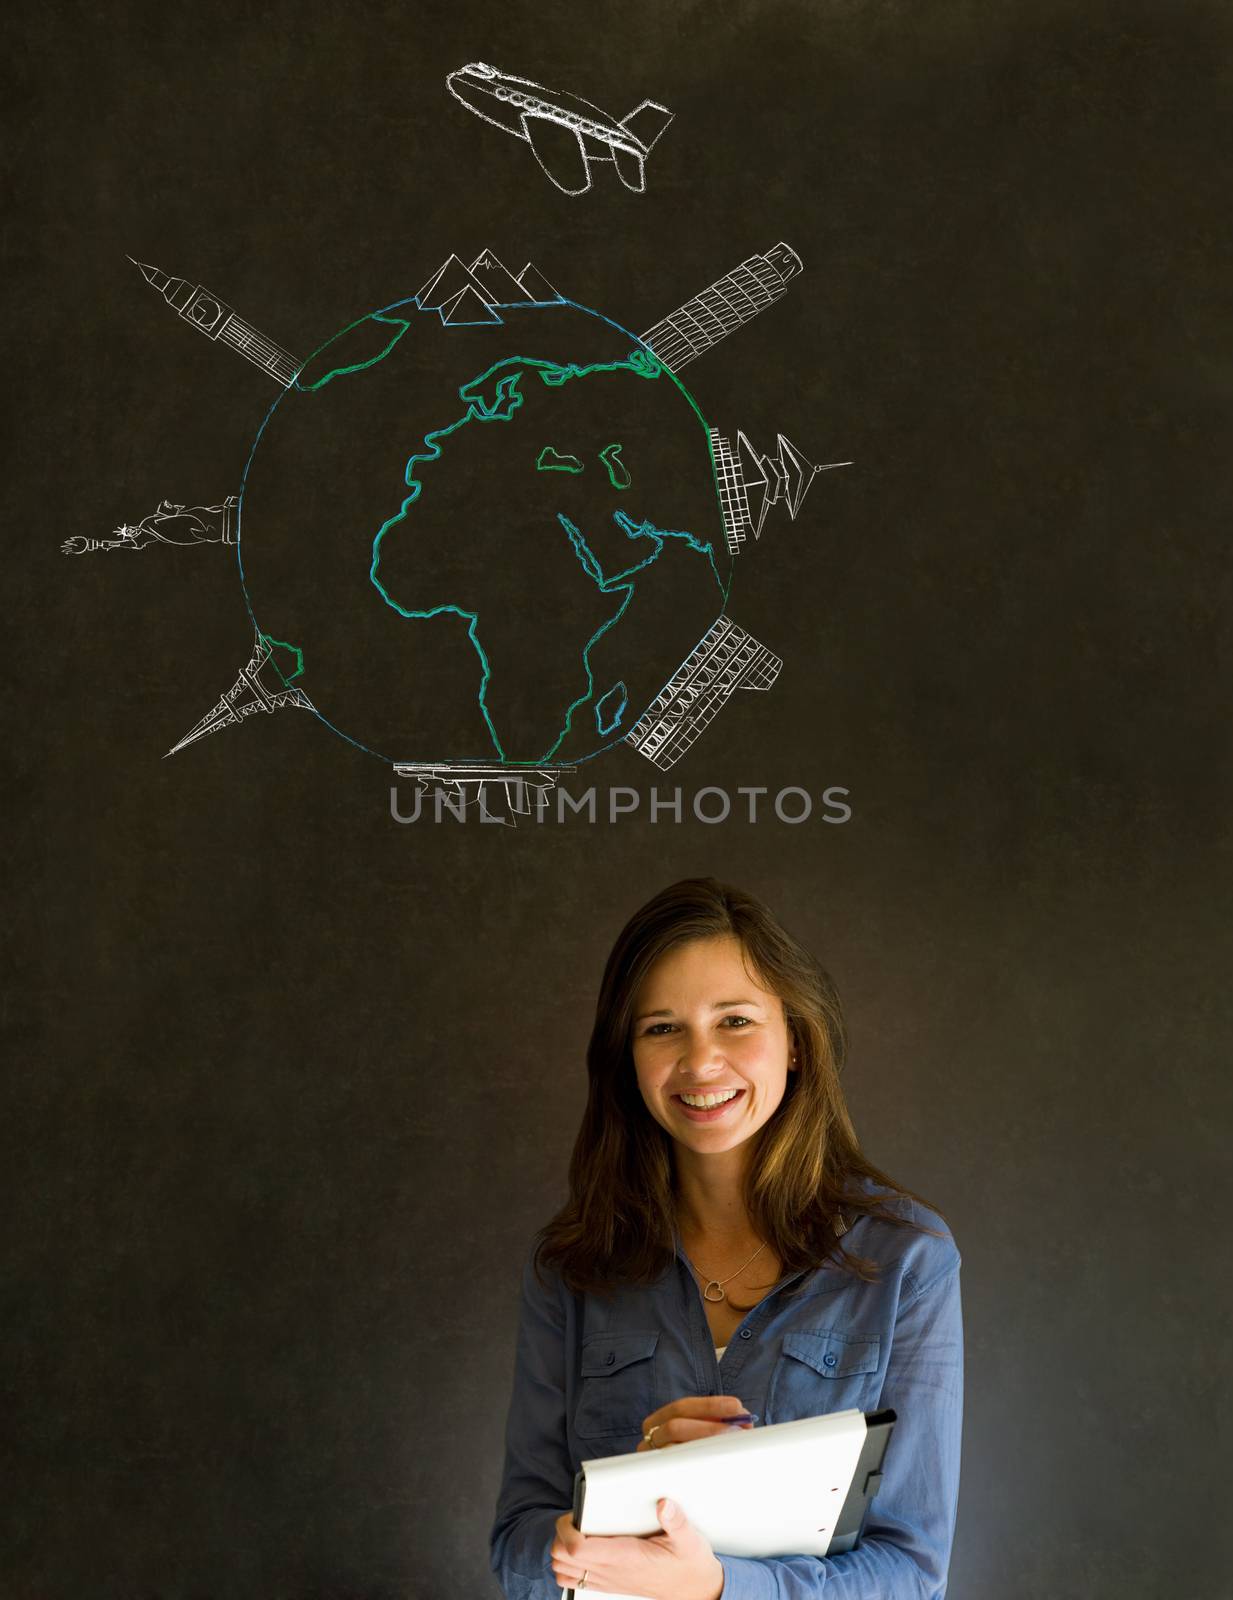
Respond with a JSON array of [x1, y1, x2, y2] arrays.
[[740, 1329, 752, 1340], [823, 1352, 838, 1367], [605, 1352, 615, 1365]]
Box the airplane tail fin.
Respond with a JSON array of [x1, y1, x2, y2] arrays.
[[619, 100, 674, 153]]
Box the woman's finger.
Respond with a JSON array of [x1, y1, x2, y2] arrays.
[[639, 1394, 749, 1435], [552, 1513, 587, 1555], [638, 1413, 753, 1450]]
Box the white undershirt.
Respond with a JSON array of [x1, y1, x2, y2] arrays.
[[715, 1345, 727, 1358]]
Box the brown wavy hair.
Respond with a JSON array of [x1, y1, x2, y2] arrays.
[[534, 876, 945, 1296]]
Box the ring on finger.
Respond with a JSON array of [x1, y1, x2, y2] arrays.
[[642, 1422, 664, 1448], [580, 1569, 589, 1588]]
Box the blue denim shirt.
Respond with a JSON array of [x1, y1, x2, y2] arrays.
[[490, 1196, 963, 1599]]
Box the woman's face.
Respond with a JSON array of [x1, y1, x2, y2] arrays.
[[630, 934, 796, 1157]]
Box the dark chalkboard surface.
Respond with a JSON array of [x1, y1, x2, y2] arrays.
[[6, 1, 1231, 1595]]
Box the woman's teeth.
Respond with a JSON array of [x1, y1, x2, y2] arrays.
[[679, 1089, 741, 1108]]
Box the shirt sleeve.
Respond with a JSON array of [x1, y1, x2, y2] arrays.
[[716, 1255, 964, 1600], [489, 1246, 577, 1600]]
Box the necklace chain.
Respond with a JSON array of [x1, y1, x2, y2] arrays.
[[681, 1239, 768, 1303], [680, 1211, 849, 1303]]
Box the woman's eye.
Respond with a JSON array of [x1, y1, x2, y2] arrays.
[[642, 1016, 753, 1036]]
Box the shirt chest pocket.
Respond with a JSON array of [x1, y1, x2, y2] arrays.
[[766, 1328, 881, 1425], [574, 1331, 660, 1441]]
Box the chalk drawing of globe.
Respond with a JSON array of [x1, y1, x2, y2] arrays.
[[236, 276, 735, 766]]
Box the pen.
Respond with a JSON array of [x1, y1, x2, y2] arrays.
[[721, 1410, 759, 1425]]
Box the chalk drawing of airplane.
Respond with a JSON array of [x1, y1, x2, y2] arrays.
[[446, 62, 674, 196]]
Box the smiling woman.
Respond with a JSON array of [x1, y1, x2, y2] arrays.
[[489, 878, 963, 1600], [632, 937, 797, 1148]]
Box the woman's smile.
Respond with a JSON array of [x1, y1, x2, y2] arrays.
[[672, 1087, 747, 1122]]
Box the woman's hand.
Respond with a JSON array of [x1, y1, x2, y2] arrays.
[[551, 1499, 724, 1599], [547, 1397, 749, 1593], [636, 1393, 754, 1451]]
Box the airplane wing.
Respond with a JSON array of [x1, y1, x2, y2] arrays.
[[611, 144, 647, 193], [521, 113, 592, 195]]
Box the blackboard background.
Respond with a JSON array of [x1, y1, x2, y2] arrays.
[[6, 1, 1231, 1595]]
